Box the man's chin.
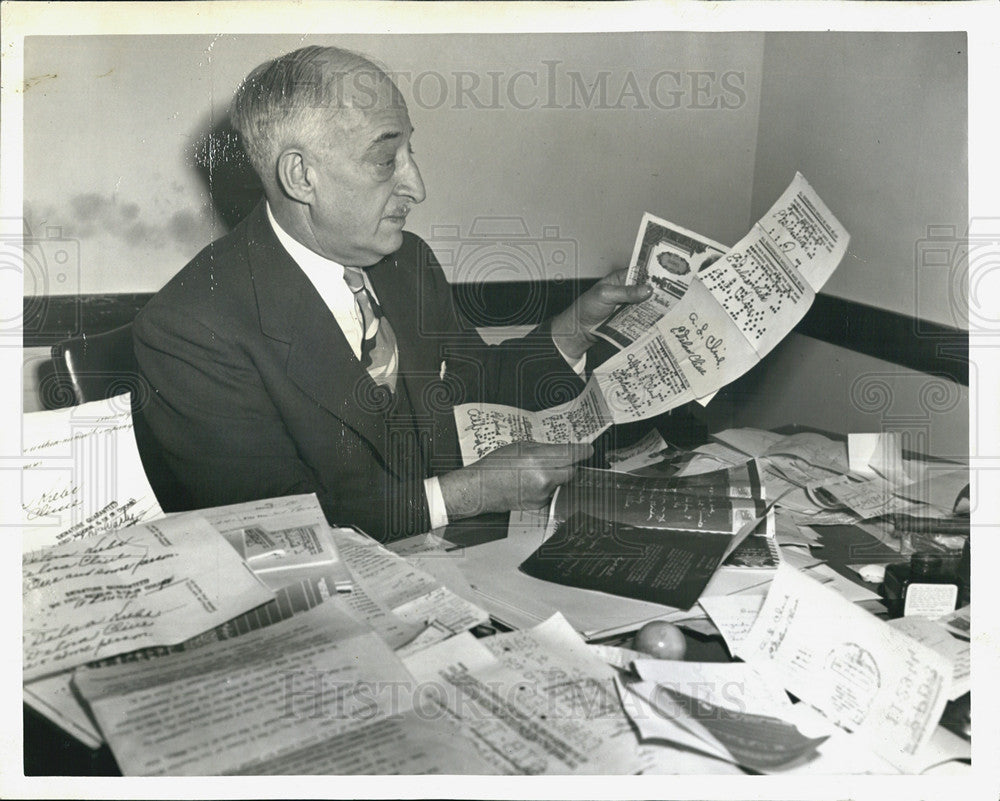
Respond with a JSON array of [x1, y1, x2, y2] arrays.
[[364, 230, 404, 264]]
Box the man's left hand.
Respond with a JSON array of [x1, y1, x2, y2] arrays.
[[550, 269, 652, 361]]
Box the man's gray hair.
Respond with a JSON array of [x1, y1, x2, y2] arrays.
[[230, 46, 391, 184]]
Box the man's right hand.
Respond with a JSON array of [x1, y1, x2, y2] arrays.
[[437, 441, 593, 520]]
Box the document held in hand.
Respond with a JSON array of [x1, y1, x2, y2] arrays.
[[453, 173, 850, 465]]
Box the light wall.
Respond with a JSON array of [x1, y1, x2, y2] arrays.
[[23, 33, 765, 294], [750, 32, 967, 328], [694, 333, 969, 462], [693, 32, 969, 459]]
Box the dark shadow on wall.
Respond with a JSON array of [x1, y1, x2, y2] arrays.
[[192, 116, 264, 230]]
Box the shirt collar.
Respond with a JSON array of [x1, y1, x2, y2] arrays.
[[265, 202, 346, 281], [265, 202, 380, 304]]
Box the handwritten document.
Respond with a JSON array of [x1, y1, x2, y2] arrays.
[[453, 379, 612, 464], [25, 555, 356, 749], [889, 616, 970, 700], [454, 174, 849, 463], [735, 563, 952, 765], [698, 592, 766, 654], [19, 395, 164, 551], [23, 514, 272, 681]]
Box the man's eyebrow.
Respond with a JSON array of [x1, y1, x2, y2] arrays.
[[366, 126, 413, 149]]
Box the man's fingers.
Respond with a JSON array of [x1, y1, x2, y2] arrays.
[[598, 282, 652, 306], [519, 441, 593, 466], [601, 268, 630, 286]]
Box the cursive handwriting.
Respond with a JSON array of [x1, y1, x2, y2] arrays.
[[23, 485, 80, 520]]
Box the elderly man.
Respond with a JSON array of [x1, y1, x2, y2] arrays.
[[134, 46, 649, 541]]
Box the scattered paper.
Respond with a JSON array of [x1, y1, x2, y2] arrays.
[[937, 605, 970, 640], [780, 701, 970, 775], [849, 432, 909, 485], [698, 593, 765, 653], [848, 433, 882, 476], [736, 563, 952, 765], [894, 467, 970, 515], [403, 614, 711, 775], [587, 642, 647, 672], [199, 494, 353, 592], [25, 565, 356, 749], [621, 660, 826, 772], [889, 616, 970, 699], [73, 601, 456, 775], [388, 533, 482, 605], [691, 441, 752, 468], [604, 429, 676, 474], [811, 473, 919, 519], [19, 395, 164, 551], [23, 514, 273, 681], [712, 427, 786, 458], [333, 527, 490, 650], [23, 673, 103, 749]]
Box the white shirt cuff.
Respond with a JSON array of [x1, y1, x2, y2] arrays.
[[554, 340, 587, 376], [424, 476, 450, 530]]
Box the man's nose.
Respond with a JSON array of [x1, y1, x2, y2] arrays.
[[397, 157, 426, 204]]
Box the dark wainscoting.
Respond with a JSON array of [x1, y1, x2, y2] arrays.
[[23, 284, 968, 385]]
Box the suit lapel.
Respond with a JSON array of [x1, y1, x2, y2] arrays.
[[243, 203, 392, 468]]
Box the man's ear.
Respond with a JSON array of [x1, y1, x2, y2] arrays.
[[275, 148, 314, 204]]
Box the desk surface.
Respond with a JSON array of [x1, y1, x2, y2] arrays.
[[21, 430, 971, 777]]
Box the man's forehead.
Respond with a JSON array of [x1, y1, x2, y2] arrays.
[[334, 77, 411, 139], [337, 100, 412, 150]]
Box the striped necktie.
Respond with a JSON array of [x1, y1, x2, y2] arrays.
[[342, 266, 398, 392]]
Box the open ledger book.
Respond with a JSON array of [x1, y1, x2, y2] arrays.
[[519, 463, 773, 610], [452, 172, 850, 465]]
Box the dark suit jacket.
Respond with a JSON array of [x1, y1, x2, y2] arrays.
[[133, 201, 583, 541]]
